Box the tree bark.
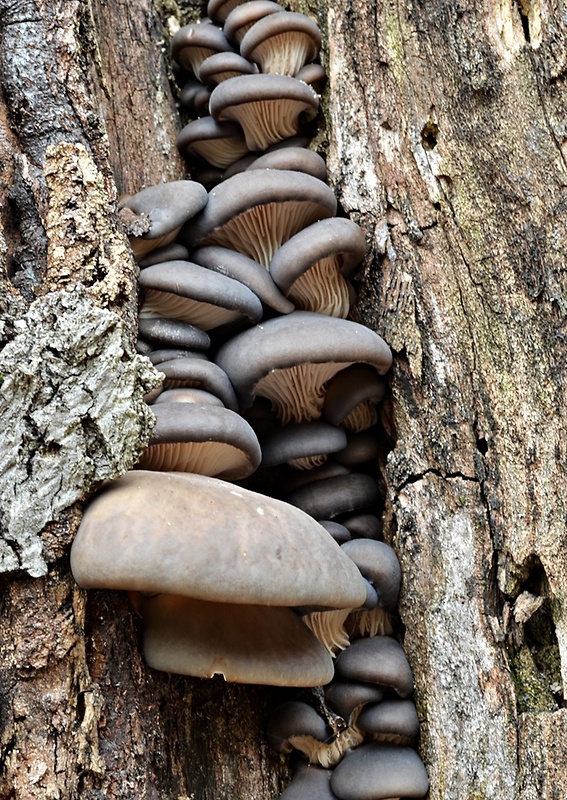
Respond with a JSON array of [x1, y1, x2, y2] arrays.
[[0, 0, 566, 798]]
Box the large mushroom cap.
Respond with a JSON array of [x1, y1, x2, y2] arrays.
[[215, 311, 392, 423], [71, 470, 368, 609], [330, 744, 429, 800], [209, 74, 320, 151], [139, 260, 263, 331], [240, 11, 322, 76], [142, 594, 334, 686], [183, 170, 337, 266]]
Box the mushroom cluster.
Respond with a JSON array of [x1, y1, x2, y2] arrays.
[[70, 1, 429, 797]]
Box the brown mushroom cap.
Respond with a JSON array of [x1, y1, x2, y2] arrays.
[[172, 22, 234, 75], [177, 117, 249, 169], [70, 470, 368, 609], [142, 594, 334, 686], [269, 217, 365, 317], [183, 170, 337, 267], [209, 74, 319, 151], [139, 260, 263, 331], [223, 0, 286, 43], [137, 402, 262, 479], [330, 744, 429, 800], [240, 11, 322, 76], [215, 311, 392, 423], [179, 79, 212, 115]]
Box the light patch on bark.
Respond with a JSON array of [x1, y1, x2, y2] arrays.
[[0, 287, 159, 577]]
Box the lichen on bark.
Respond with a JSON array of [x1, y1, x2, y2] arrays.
[[0, 286, 159, 577]]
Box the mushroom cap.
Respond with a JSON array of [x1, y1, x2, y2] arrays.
[[137, 402, 262, 479], [319, 520, 352, 544], [280, 763, 339, 800], [179, 79, 212, 114], [266, 700, 331, 753], [285, 472, 380, 520], [152, 388, 225, 407], [177, 117, 249, 169], [340, 512, 382, 540], [322, 365, 386, 431], [246, 146, 327, 181], [209, 74, 319, 151], [142, 594, 333, 686], [137, 317, 211, 351], [295, 62, 327, 87], [198, 51, 258, 85], [145, 348, 207, 365], [335, 430, 380, 468], [154, 354, 238, 410], [172, 22, 234, 75], [119, 181, 208, 241], [340, 539, 401, 613], [324, 680, 384, 722], [71, 470, 368, 609], [139, 242, 190, 268], [334, 636, 414, 697], [139, 260, 263, 331], [183, 170, 337, 266], [223, 0, 286, 43], [260, 421, 348, 470], [356, 698, 420, 741], [191, 245, 294, 315], [330, 744, 429, 800], [215, 311, 392, 420], [240, 11, 322, 76]]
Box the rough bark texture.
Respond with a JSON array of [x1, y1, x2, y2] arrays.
[[0, 0, 566, 798]]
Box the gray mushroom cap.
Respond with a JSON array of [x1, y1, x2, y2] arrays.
[[71, 470, 368, 609], [183, 170, 337, 266], [340, 540, 401, 613], [246, 146, 327, 180], [137, 402, 262, 479], [177, 117, 249, 169], [198, 51, 258, 85], [139, 243, 190, 268], [214, 311, 392, 421], [139, 260, 263, 330], [341, 513, 382, 540], [266, 701, 331, 753], [154, 354, 238, 410], [179, 80, 212, 114], [144, 348, 208, 365], [323, 365, 386, 431], [324, 680, 385, 723], [223, 0, 286, 43], [142, 594, 334, 686], [285, 472, 380, 520], [280, 763, 339, 800], [152, 388, 225, 407], [334, 636, 414, 698], [330, 744, 429, 800], [260, 421, 348, 469], [172, 23, 234, 75], [209, 74, 320, 151], [137, 317, 211, 351], [240, 11, 322, 76], [191, 245, 294, 315], [356, 698, 420, 741], [319, 520, 352, 544], [335, 431, 380, 468], [295, 62, 326, 87]]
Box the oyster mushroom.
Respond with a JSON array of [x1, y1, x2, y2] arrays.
[[239, 11, 322, 76], [177, 117, 249, 169]]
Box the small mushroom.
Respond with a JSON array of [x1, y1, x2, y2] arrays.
[[279, 763, 339, 800], [334, 430, 380, 468], [137, 317, 211, 352], [152, 388, 225, 406], [330, 744, 429, 800], [269, 217, 366, 317], [172, 22, 234, 76], [215, 311, 392, 423], [260, 421, 348, 470], [323, 365, 387, 431], [151, 354, 238, 410], [319, 520, 352, 544], [118, 180, 208, 260], [198, 51, 258, 85], [239, 11, 322, 76], [340, 513, 382, 540], [177, 117, 249, 169], [334, 636, 415, 698], [246, 146, 327, 180], [356, 698, 420, 744], [139, 243, 190, 268], [295, 62, 326, 89], [183, 170, 337, 267], [179, 79, 212, 115], [209, 74, 319, 151], [285, 472, 380, 520], [324, 681, 385, 725], [223, 0, 286, 44], [142, 594, 334, 686]]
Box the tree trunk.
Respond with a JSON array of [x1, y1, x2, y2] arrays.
[[0, 0, 566, 799]]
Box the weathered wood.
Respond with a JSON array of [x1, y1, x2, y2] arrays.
[[324, 0, 567, 796]]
